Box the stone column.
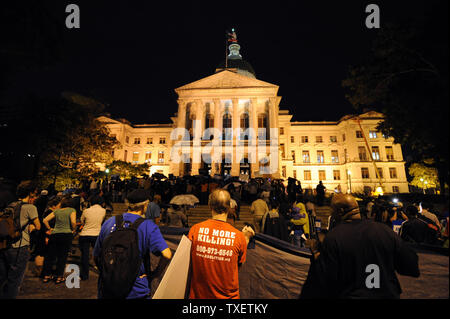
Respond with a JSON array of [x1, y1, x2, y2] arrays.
[[250, 97, 259, 177], [231, 98, 240, 176], [177, 99, 186, 132], [191, 100, 204, 175], [213, 99, 222, 174]]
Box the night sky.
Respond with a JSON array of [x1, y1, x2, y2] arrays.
[[2, 1, 446, 124]]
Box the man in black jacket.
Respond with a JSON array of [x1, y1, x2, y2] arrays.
[[300, 193, 420, 299]]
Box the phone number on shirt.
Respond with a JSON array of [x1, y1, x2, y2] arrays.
[[196, 245, 233, 257]]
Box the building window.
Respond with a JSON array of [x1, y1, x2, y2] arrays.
[[358, 146, 367, 161], [361, 167, 370, 179], [330, 136, 337, 143], [377, 167, 383, 179], [159, 137, 166, 144], [342, 134, 346, 142], [205, 114, 214, 130], [132, 152, 139, 163], [125, 136, 130, 144], [333, 170, 341, 180], [302, 150, 310, 163], [282, 166, 286, 178], [301, 136, 308, 143], [389, 168, 397, 179], [258, 114, 268, 140], [291, 136, 295, 143], [304, 170, 311, 180], [369, 131, 378, 139], [317, 150, 324, 163], [316, 136, 323, 143], [124, 150, 128, 161], [158, 151, 165, 163], [240, 113, 250, 140], [344, 148, 348, 163], [147, 137, 153, 144], [319, 170, 326, 181], [371, 146, 380, 161], [385, 146, 394, 161], [145, 152, 152, 163], [280, 127, 284, 135], [331, 150, 339, 163], [291, 150, 296, 163], [392, 186, 400, 193], [356, 131, 363, 138], [134, 138, 140, 144]]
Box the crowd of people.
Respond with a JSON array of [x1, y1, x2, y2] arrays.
[[0, 173, 448, 299]]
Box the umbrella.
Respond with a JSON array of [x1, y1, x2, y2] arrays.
[[152, 173, 167, 180], [223, 182, 243, 190], [170, 194, 199, 206]]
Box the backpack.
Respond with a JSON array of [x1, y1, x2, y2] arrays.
[[0, 201, 24, 250], [98, 214, 150, 298]]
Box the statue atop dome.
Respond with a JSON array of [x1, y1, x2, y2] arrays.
[[226, 28, 238, 43]]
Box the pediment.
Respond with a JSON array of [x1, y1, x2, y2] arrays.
[[175, 70, 278, 92]]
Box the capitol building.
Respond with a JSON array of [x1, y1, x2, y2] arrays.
[[99, 40, 409, 195]]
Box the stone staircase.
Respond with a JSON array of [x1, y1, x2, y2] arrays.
[[185, 205, 254, 230], [110, 203, 254, 230], [110, 202, 333, 231]]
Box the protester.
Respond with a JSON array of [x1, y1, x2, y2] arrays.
[[33, 196, 61, 277], [420, 202, 441, 230], [0, 180, 41, 299], [300, 193, 420, 299], [315, 181, 326, 206], [250, 195, 269, 233], [42, 195, 77, 284], [93, 189, 172, 299], [294, 194, 310, 239], [289, 206, 307, 247], [166, 204, 188, 228], [187, 189, 254, 299], [145, 194, 161, 225], [400, 205, 434, 244], [78, 195, 106, 280], [262, 200, 289, 242]]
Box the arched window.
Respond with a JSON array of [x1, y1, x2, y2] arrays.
[[222, 113, 232, 140], [257, 113, 268, 140], [240, 113, 250, 140]]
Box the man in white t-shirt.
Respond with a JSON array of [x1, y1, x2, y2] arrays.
[[79, 195, 106, 280]]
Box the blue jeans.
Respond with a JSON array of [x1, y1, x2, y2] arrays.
[[0, 246, 30, 299]]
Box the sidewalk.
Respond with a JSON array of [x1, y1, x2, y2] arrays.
[[17, 242, 99, 299]]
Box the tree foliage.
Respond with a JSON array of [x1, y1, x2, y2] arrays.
[[342, 14, 449, 193], [106, 160, 150, 179], [0, 92, 118, 185], [408, 160, 439, 190]]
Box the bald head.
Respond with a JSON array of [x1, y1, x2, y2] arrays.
[[331, 193, 361, 221], [209, 189, 231, 216]]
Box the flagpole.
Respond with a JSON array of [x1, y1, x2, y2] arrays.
[[225, 38, 228, 68]]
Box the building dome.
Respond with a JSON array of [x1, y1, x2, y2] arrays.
[[215, 43, 256, 78]]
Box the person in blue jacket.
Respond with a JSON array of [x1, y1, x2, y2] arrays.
[[93, 189, 172, 299]]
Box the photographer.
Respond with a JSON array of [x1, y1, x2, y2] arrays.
[[300, 193, 420, 299]]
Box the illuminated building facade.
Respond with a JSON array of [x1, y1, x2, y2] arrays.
[[99, 40, 409, 194]]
